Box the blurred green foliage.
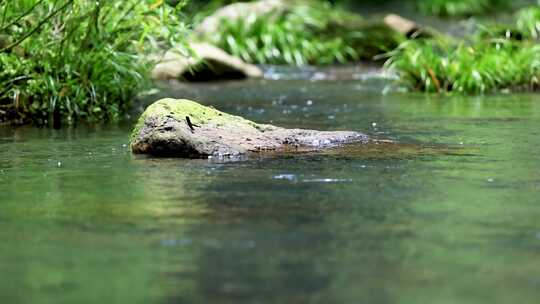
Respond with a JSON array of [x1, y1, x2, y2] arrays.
[[386, 1, 540, 94], [516, 5, 540, 38], [417, 0, 508, 17], [198, 2, 404, 65]]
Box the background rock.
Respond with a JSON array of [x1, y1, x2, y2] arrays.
[[152, 43, 263, 81]]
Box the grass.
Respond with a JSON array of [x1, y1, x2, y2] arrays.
[[0, 0, 188, 125], [386, 2, 540, 94], [385, 39, 540, 93], [516, 5, 540, 38], [198, 1, 404, 66], [417, 0, 508, 17]]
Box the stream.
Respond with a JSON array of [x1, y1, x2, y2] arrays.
[[1, 74, 540, 303]]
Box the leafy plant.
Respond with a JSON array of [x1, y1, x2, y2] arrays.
[[385, 39, 540, 93], [0, 0, 188, 125], [199, 2, 403, 66], [387, 1, 540, 94], [516, 5, 540, 39]]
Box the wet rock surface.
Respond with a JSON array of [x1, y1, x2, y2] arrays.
[[131, 99, 369, 158]]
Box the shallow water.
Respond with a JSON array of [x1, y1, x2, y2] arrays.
[[2, 78, 540, 304]]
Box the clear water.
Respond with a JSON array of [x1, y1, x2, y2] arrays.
[[1, 78, 540, 304]]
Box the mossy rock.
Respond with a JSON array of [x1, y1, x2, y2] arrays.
[[131, 98, 369, 158]]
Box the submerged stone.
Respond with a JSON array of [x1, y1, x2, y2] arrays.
[[131, 99, 368, 158]]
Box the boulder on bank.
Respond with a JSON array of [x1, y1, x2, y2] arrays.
[[383, 14, 443, 40], [194, 0, 286, 37], [131, 99, 369, 158], [384, 14, 420, 37], [151, 43, 263, 81]]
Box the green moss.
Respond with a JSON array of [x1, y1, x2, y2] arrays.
[[131, 99, 263, 140]]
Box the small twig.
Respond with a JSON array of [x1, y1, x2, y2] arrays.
[[185, 116, 195, 131], [0, 75, 31, 98], [426, 67, 441, 92]]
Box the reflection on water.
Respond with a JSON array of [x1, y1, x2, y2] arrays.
[[1, 77, 540, 304]]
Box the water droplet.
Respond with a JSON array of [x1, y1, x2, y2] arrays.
[[302, 178, 353, 183], [122, 144, 127, 148], [372, 122, 377, 127], [306, 100, 313, 106], [328, 115, 335, 120], [487, 178, 494, 183], [57, 162, 62, 167]]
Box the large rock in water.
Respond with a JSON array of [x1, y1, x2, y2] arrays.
[[131, 99, 369, 158]]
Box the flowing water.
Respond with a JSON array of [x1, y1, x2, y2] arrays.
[[1, 76, 540, 304]]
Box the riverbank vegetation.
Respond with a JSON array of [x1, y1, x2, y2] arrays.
[[197, 1, 404, 65], [385, 40, 540, 93], [3, 0, 540, 125], [516, 5, 540, 38], [386, 3, 540, 93], [0, 0, 187, 125]]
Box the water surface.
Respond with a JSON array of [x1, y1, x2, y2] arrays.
[[1, 78, 540, 304]]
